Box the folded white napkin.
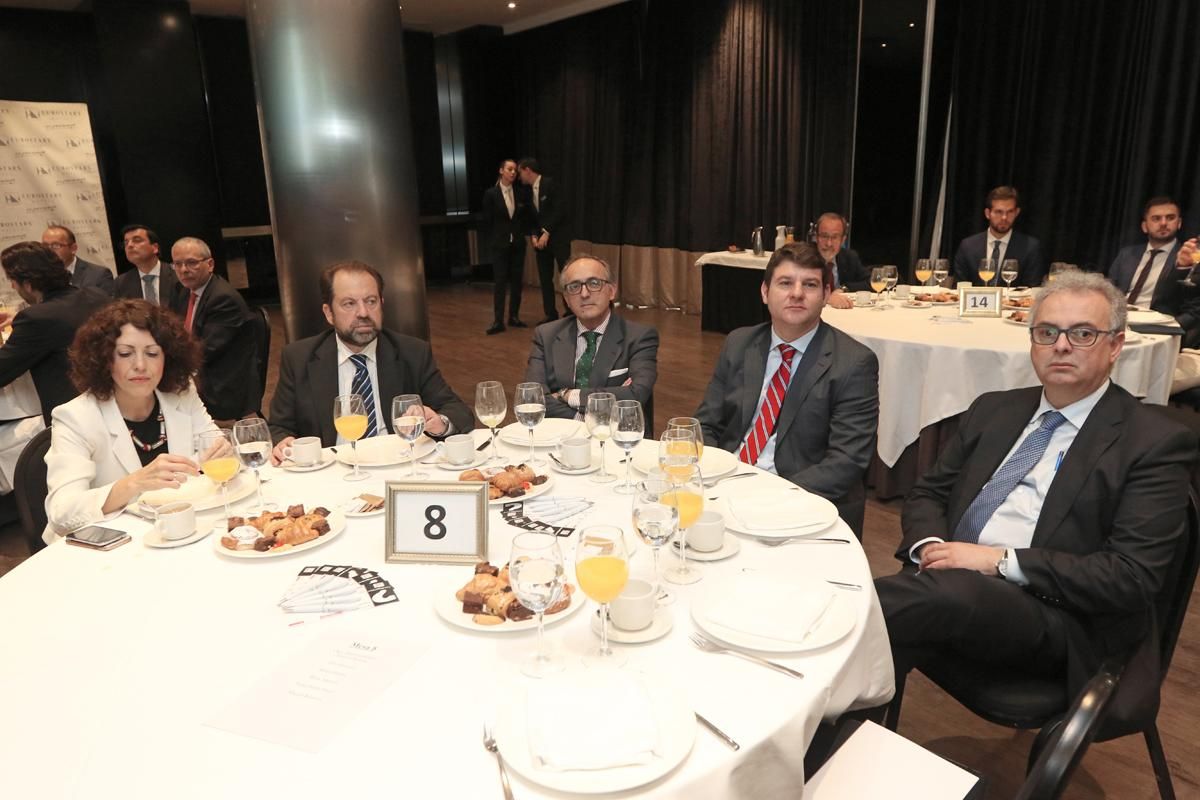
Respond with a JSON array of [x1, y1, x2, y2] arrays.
[[526, 674, 660, 771], [727, 491, 824, 531], [141, 475, 217, 506], [701, 578, 835, 645]]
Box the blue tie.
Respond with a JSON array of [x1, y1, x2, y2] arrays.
[[954, 411, 1068, 543], [348, 354, 379, 438]]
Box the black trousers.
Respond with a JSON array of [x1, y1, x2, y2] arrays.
[[491, 241, 526, 322], [534, 242, 570, 318]]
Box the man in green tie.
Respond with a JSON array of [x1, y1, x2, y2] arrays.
[[524, 255, 659, 427]]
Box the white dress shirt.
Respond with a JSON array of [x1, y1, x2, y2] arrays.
[[1128, 240, 1176, 305], [564, 312, 612, 416], [742, 325, 820, 474], [986, 230, 1012, 272], [335, 337, 384, 443], [532, 175, 541, 213], [141, 262, 165, 304], [64, 256, 78, 276], [502, 183, 515, 218]]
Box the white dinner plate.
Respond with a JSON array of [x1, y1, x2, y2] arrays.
[[590, 607, 674, 644], [1127, 309, 1177, 325], [143, 525, 215, 549], [339, 496, 386, 518], [280, 451, 336, 473], [460, 470, 554, 505], [900, 301, 931, 309], [1003, 314, 1029, 326], [498, 418, 583, 447], [213, 509, 346, 559], [493, 673, 694, 795], [628, 440, 738, 480], [692, 580, 855, 653], [719, 490, 839, 539], [335, 434, 435, 467], [139, 471, 257, 512], [672, 533, 741, 562], [432, 577, 585, 633]]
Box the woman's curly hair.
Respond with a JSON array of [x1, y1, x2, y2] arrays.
[[69, 299, 202, 400]]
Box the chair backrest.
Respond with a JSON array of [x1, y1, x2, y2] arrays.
[[249, 306, 271, 415], [1156, 487, 1200, 673], [13, 425, 53, 552]]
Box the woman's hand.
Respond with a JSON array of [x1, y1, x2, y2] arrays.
[[102, 454, 201, 514]]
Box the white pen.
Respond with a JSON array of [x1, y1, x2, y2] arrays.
[[284, 585, 363, 605], [279, 572, 340, 603], [283, 599, 370, 614]]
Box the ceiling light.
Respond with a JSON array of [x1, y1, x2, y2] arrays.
[[508, 2, 517, 8], [880, 42, 888, 48], [908, 22, 915, 28]]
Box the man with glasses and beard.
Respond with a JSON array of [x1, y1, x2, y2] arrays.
[[952, 186, 1046, 287], [268, 260, 473, 463]]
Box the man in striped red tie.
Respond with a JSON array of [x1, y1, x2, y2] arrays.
[[694, 242, 879, 537]]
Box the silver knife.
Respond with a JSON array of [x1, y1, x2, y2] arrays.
[[695, 712, 740, 750]]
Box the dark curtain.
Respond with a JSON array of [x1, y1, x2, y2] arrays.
[[492, 0, 859, 253], [923, 0, 1200, 271]]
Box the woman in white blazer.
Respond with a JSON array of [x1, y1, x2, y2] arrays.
[[44, 299, 217, 542]]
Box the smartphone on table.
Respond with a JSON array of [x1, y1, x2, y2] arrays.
[[64, 526, 131, 551]]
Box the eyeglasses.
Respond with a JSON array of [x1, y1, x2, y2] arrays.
[[816, 233, 844, 242], [563, 278, 611, 295], [1029, 324, 1119, 347], [45, 242, 70, 250], [172, 258, 211, 270]]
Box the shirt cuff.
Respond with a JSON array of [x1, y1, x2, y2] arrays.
[[438, 414, 453, 437], [567, 389, 581, 409], [908, 536, 944, 564], [1002, 547, 1030, 586]]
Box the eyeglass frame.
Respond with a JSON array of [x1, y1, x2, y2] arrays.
[[1029, 324, 1121, 348], [562, 277, 612, 295], [172, 257, 212, 270]]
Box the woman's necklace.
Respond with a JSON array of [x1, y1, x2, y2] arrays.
[[129, 410, 166, 452]]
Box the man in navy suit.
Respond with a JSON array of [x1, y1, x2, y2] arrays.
[[482, 159, 529, 335], [1106, 197, 1200, 347], [952, 186, 1045, 287], [518, 158, 573, 324], [41, 225, 115, 295]]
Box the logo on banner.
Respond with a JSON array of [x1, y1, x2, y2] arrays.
[[65, 137, 93, 149], [3, 194, 19, 205], [24, 108, 80, 120], [76, 191, 94, 202]]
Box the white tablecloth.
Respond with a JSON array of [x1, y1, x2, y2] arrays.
[[0, 430, 894, 799], [695, 251, 771, 271], [823, 301, 1180, 466]]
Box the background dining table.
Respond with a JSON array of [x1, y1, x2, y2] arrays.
[[0, 428, 894, 799]]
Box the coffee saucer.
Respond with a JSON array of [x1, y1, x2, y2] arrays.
[[143, 525, 214, 549], [434, 452, 487, 471], [591, 607, 674, 644], [671, 533, 741, 562], [549, 458, 600, 476], [280, 452, 335, 473]]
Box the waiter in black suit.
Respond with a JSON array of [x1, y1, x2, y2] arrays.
[[952, 186, 1045, 287], [518, 158, 573, 323], [169, 237, 256, 421], [41, 225, 115, 295], [1106, 196, 1200, 347], [269, 260, 473, 461], [813, 212, 870, 310], [113, 224, 180, 307], [876, 270, 1196, 728], [0, 242, 111, 422], [483, 159, 528, 335]]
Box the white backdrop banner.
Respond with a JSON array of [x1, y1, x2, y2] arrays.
[[0, 99, 115, 307]]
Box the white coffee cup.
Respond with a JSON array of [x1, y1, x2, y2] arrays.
[[893, 285, 911, 300], [855, 291, 874, 306], [559, 437, 591, 469], [687, 510, 725, 552], [282, 436, 322, 466], [155, 501, 196, 541], [609, 578, 656, 631], [436, 433, 476, 465], [958, 281, 973, 289]]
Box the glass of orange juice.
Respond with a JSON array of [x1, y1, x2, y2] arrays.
[[666, 417, 704, 461], [575, 525, 629, 667], [333, 394, 370, 481], [195, 429, 240, 524], [658, 428, 699, 483], [661, 473, 704, 585]]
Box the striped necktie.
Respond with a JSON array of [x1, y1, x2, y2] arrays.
[[142, 274, 158, 305], [739, 344, 797, 465], [349, 353, 379, 438]]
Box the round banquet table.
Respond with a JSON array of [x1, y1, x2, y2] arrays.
[[822, 298, 1180, 468], [0, 429, 894, 799]]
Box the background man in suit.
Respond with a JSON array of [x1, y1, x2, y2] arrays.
[[483, 159, 528, 335], [953, 186, 1045, 287], [876, 270, 1195, 728], [269, 260, 473, 462], [694, 242, 879, 535], [0, 242, 111, 423], [41, 225, 115, 295], [168, 237, 256, 422], [1106, 196, 1200, 347], [114, 224, 179, 307], [524, 255, 658, 428], [813, 212, 870, 310], [518, 157, 573, 323]]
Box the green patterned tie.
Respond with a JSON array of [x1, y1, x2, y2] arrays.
[[575, 331, 600, 388]]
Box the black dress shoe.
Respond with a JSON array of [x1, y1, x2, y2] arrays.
[[508, 318, 528, 328], [486, 322, 505, 335]]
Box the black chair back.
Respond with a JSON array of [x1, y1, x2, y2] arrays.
[[13, 425, 53, 552], [249, 306, 271, 415]]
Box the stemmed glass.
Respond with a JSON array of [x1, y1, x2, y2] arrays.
[[1048, 262, 1069, 284], [666, 416, 704, 462], [659, 428, 699, 484], [514, 382, 547, 466], [869, 267, 888, 310], [632, 478, 679, 604], [914, 258, 933, 286], [509, 532, 566, 678], [978, 258, 996, 286], [474, 381, 506, 466], [392, 394, 427, 479], [933, 259, 949, 288], [232, 418, 274, 514], [575, 525, 629, 668], [1001, 259, 1019, 296], [585, 392, 616, 484], [333, 394, 369, 481], [195, 429, 240, 525], [662, 472, 704, 585], [612, 400, 645, 494], [882, 265, 898, 301]]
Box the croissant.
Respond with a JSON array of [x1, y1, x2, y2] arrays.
[[459, 469, 486, 482], [274, 521, 319, 547]]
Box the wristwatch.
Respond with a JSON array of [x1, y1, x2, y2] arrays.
[[996, 550, 1010, 579]]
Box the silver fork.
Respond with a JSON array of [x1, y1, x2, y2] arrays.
[[758, 536, 849, 547], [689, 634, 804, 679], [703, 472, 754, 488], [482, 724, 515, 800]]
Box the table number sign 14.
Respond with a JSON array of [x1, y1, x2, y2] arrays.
[[959, 287, 1003, 318], [384, 481, 488, 564]]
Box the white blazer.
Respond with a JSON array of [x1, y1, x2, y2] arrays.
[[43, 385, 218, 543]]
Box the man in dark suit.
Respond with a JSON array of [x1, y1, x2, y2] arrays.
[[1106, 196, 1200, 347], [525, 255, 658, 428], [483, 159, 528, 335], [876, 270, 1195, 729], [812, 212, 870, 310], [518, 158, 573, 323], [168, 237, 256, 421], [953, 185, 1045, 287], [269, 260, 473, 461], [0, 242, 111, 423], [695, 242, 879, 535], [113, 224, 180, 307], [41, 225, 115, 295]]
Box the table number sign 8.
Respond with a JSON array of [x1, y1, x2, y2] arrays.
[[959, 287, 1003, 318], [384, 481, 488, 564]]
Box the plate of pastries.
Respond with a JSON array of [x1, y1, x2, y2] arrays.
[[434, 561, 582, 632], [458, 464, 553, 504], [215, 504, 346, 558]]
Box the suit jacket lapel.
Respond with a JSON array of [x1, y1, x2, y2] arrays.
[[739, 325, 771, 436], [553, 320, 578, 388], [589, 315, 625, 387], [101, 396, 146, 475], [774, 323, 832, 443], [1150, 241, 1183, 308], [948, 389, 1042, 527], [310, 335, 341, 444], [375, 333, 405, 434]]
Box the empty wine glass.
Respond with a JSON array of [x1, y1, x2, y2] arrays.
[[612, 400, 645, 494], [392, 394, 426, 479], [632, 478, 678, 604], [1001, 259, 1019, 296], [575, 525, 629, 667], [195, 429, 239, 524], [333, 394, 369, 481], [510, 532, 566, 678], [232, 417, 274, 514], [514, 382, 547, 466], [585, 392, 616, 484], [474, 381, 506, 466]]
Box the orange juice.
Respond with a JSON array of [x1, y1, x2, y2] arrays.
[[979, 269, 995, 283], [663, 490, 703, 529], [915, 269, 932, 283], [334, 413, 369, 441], [576, 556, 629, 603], [203, 456, 239, 484]]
